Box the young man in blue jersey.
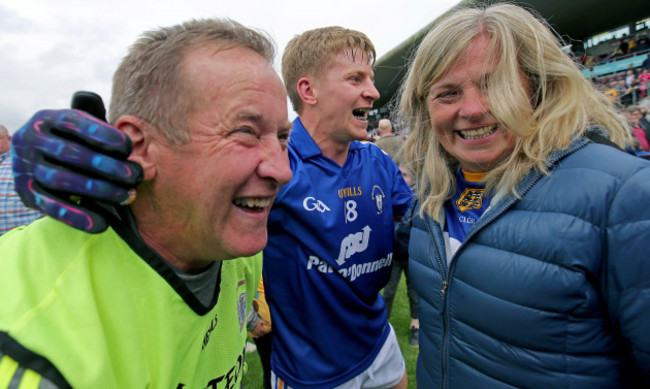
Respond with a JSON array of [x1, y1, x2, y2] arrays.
[[263, 27, 413, 388]]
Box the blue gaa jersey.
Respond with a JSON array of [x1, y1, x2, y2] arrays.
[[443, 169, 491, 263], [263, 119, 412, 388]]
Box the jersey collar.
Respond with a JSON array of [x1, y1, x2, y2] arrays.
[[289, 117, 360, 160]]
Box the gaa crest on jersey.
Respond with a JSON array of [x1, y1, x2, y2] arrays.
[[236, 280, 247, 333], [303, 196, 331, 213], [371, 185, 385, 214], [456, 188, 485, 213]]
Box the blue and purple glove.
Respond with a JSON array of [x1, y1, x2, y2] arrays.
[[12, 97, 143, 233]]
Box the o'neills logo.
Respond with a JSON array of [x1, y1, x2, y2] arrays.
[[338, 186, 362, 198], [202, 312, 218, 350]]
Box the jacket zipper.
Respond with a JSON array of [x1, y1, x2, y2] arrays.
[[423, 216, 450, 389]]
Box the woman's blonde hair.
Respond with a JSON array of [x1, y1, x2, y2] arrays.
[[397, 3, 629, 222]]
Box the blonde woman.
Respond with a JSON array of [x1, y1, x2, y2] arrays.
[[396, 3, 650, 388]]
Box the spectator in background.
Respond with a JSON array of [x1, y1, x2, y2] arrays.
[[638, 68, 650, 99], [642, 106, 650, 123], [607, 46, 624, 61], [620, 78, 639, 106], [639, 68, 650, 84], [642, 53, 650, 70], [625, 69, 636, 87], [633, 36, 649, 52], [627, 36, 636, 53], [0, 124, 42, 236], [626, 105, 650, 151], [396, 3, 650, 387], [618, 36, 629, 55], [616, 79, 627, 95], [0, 124, 10, 155], [604, 80, 619, 102], [375, 118, 420, 348], [374, 118, 402, 157]]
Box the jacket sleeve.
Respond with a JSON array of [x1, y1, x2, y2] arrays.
[[604, 162, 650, 385], [394, 199, 417, 262]]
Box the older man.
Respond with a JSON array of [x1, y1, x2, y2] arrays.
[[374, 118, 404, 161], [0, 18, 291, 388], [0, 125, 10, 155], [0, 124, 42, 235]]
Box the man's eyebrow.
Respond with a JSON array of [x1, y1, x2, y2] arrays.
[[235, 111, 293, 132], [280, 122, 293, 132], [235, 111, 263, 121]]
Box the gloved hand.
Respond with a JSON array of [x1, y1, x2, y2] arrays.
[[12, 97, 143, 233]]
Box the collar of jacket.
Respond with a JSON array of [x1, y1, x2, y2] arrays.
[[475, 136, 590, 231]]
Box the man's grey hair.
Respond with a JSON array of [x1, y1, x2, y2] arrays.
[[109, 18, 276, 144]]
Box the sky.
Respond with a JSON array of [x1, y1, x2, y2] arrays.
[[0, 0, 460, 133]]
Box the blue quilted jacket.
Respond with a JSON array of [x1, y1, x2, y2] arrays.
[[402, 138, 650, 388]]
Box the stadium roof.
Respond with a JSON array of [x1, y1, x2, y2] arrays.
[[373, 0, 650, 112]]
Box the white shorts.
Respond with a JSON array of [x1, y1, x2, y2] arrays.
[[271, 324, 405, 389]]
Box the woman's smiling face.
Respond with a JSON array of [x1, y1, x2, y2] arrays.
[[426, 36, 520, 173]]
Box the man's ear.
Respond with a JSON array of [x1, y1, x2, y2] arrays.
[[115, 115, 159, 181], [297, 77, 318, 107]]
